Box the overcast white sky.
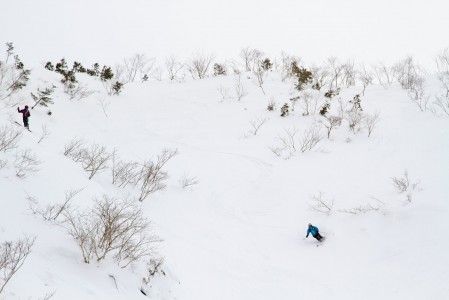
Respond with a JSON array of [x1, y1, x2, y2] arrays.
[[2, 0, 448, 68]]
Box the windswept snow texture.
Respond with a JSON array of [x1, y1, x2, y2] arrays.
[[1, 1, 449, 299]]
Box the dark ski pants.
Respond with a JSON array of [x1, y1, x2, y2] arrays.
[[313, 233, 323, 241], [23, 116, 29, 128]]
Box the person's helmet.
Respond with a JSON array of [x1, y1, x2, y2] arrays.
[[308, 223, 312, 227], [25, 105, 28, 109]]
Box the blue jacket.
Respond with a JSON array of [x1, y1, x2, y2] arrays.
[[307, 226, 319, 237]]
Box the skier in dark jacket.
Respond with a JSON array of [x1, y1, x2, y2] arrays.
[[17, 105, 30, 129], [306, 223, 323, 241]]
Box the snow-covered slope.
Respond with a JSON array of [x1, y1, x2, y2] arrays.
[[1, 60, 448, 300]]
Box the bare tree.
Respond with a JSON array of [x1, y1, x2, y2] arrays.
[[435, 48, 449, 97], [37, 124, 50, 144], [123, 53, 155, 83], [299, 91, 321, 116], [310, 64, 331, 91], [239, 47, 257, 72], [165, 56, 185, 82], [393, 56, 425, 90], [327, 57, 345, 89], [14, 148, 41, 178], [234, 73, 248, 101], [279, 52, 301, 81], [308, 192, 334, 215], [407, 76, 429, 112], [358, 64, 374, 95], [30, 188, 84, 221], [0, 236, 35, 294], [320, 115, 342, 139], [246, 117, 269, 136], [187, 52, 214, 79], [364, 112, 380, 137], [373, 62, 395, 87], [0, 126, 21, 152], [82, 144, 111, 180], [433, 95, 449, 116], [179, 173, 199, 188], [136, 149, 178, 202], [111, 149, 140, 188], [299, 124, 323, 153], [251, 49, 266, 94], [342, 60, 356, 87]]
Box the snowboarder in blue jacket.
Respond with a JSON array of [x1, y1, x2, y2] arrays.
[[306, 223, 323, 241]]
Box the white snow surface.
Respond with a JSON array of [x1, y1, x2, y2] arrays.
[[1, 1, 449, 299]]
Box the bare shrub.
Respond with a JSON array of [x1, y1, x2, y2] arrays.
[[111, 150, 140, 188], [391, 170, 420, 193], [82, 144, 111, 180], [14, 149, 41, 178], [165, 56, 185, 82], [0, 236, 35, 294], [247, 117, 269, 136], [234, 73, 248, 101], [267, 99, 276, 111], [0, 126, 21, 152], [310, 64, 331, 91], [364, 112, 380, 137], [299, 124, 323, 153], [63, 138, 86, 162], [62, 195, 160, 267], [38, 290, 56, 300], [339, 203, 380, 214], [179, 173, 199, 188], [308, 192, 334, 215], [320, 115, 342, 139], [346, 109, 363, 135], [37, 124, 50, 144], [187, 52, 214, 79], [0, 159, 6, 169], [68, 84, 95, 101], [433, 95, 449, 116], [136, 149, 178, 202], [270, 128, 298, 159], [30, 188, 83, 221], [216, 85, 230, 102], [96, 97, 111, 117]]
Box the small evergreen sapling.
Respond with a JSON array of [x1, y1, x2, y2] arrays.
[[281, 103, 289, 117], [213, 63, 227, 76], [31, 85, 56, 109]]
